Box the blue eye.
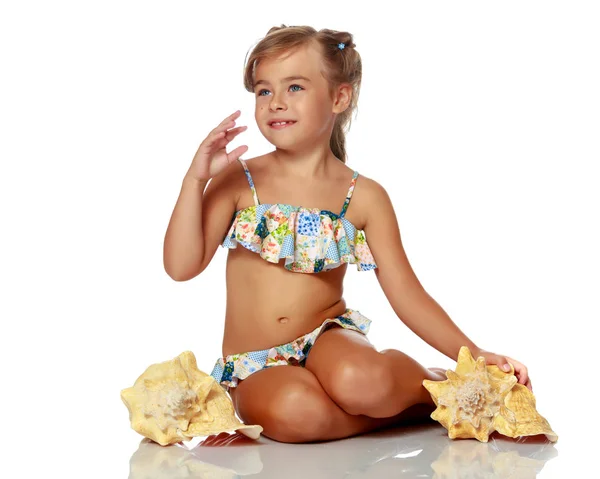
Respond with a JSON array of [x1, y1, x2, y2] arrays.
[[257, 84, 304, 96]]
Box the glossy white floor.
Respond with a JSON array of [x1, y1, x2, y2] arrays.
[[124, 422, 561, 478], [4, 379, 590, 478]]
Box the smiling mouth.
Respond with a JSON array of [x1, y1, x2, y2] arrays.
[[269, 121, 297, 129]]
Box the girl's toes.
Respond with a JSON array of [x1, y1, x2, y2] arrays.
[[428, 367, 447, 380]]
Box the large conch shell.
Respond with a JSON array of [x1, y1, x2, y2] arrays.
[[422, 346, 557, 443], [121, 351, 263, 446]]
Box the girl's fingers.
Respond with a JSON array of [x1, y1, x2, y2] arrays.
[[212, 120, 235, 137], [482, 352, 534, 393], [504, 355, 532, 391], [225, 125, 248, 139], [206, 125, 247, 151], [199, 432, 250, 447], [214, 110, 241, 134], [227, 144, 249, 163], [222, 109, 241, 125], [485, 353, 511, 372], [505, 356, 528, 377], [205, 130, 226, 147], [212, 118, 246, 140], [211, 126, 248, 151], [206, 111, 243, 145]]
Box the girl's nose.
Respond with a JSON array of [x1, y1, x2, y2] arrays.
[[269, 94, 287, 111]]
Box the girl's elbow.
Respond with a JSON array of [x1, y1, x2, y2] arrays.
[[164, 260, 202, 282]]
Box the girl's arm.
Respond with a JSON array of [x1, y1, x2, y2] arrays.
[[360, 177, 480, 361], [163, 163, 239, 281]]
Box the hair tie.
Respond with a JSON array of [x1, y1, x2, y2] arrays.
[[337, 42, 346, 50]]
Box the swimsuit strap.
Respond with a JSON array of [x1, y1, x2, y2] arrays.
[[238, 158, 260, 206], [339, 170, 359, 218]]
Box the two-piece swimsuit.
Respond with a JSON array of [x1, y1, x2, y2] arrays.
[[210, 158, 379, 390]]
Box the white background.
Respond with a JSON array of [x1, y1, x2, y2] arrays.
[[1, 0, 598, 477]]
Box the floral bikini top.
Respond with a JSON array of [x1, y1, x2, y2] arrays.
[[221, 159, 378, 274]]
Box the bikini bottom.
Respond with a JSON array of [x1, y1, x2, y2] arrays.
[[209, 308, 372, 392]]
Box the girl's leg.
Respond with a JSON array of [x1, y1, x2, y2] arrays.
[[304, 326, 446, 419], [227, 365, 423, 444]]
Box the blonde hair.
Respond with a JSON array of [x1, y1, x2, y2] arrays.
[[243, 25, 362, 164]]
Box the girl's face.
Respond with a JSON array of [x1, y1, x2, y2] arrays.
[[253, 43, 343, 150]]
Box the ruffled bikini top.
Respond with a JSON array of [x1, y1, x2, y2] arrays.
[[221, 158, 378, 274]]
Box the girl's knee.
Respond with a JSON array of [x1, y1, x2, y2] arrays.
[[234, 371, 333, 443], [263, 382, 334, 443], [328, 353, 394, 415]]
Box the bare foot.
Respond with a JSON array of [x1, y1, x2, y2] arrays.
[[427, 367, 448, 381], [197, 432, 256, 446]]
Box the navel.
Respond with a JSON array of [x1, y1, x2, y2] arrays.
[[277, 317, 290, 324]]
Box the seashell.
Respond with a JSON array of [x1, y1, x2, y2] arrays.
[[121, 351, 262, 446], [422, 346, 557, 443]]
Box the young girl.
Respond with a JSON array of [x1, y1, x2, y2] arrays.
[[163, 25, 532, 444]]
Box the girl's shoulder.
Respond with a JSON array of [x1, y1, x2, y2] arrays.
[[351, 172, 391, 229], [352, 169, 381, 199], [236, 153, 273, 176], [239, 153, 272, 165]]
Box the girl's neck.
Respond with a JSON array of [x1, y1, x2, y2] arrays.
[[271, 147, 339, 180]]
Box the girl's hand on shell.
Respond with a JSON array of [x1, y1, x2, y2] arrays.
[[475, 349, 533, 392], [188, 110, 249, 182]]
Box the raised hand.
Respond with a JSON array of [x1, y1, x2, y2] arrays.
[[187, 110, 248, 181]]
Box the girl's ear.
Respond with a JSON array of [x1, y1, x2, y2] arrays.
[[332, 83, 353, 114]]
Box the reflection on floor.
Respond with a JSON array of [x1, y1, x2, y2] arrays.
[[128, 422, 558, 478]]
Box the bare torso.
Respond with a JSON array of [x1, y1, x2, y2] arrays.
[[221, 153, 367, 357]]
